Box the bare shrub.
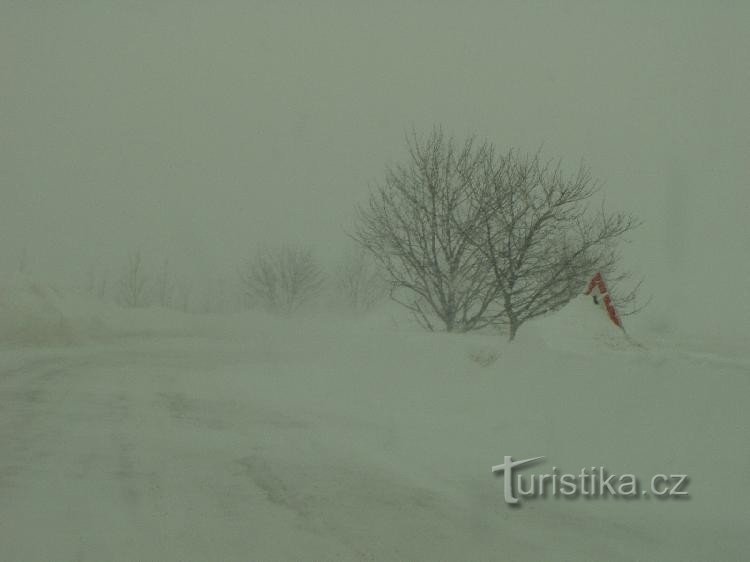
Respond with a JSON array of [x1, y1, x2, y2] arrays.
[[334, 247, 387, 313], [240, 245, 324, 314], [117, 251, 149, 308]]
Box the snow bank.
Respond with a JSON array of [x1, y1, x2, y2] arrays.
[[520, 294, 639, 352], [1, 282, 747, 559], [0, 272, 101, 345], [0, 272, 201, 346]]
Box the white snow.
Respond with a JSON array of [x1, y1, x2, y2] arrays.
[[0, 283, 748, 560], [520, 294, 639, 352], [0, 272, 204, 346]]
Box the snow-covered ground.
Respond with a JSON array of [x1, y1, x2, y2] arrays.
[[1, 279, 748, 560]]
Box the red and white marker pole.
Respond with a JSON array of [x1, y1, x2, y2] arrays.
[[584, 272, 624, 330]]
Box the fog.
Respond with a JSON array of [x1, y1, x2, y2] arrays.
[[2, 4, 750, 559], [2, 1, 748, 336]]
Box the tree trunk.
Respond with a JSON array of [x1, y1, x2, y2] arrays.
[[508, 321, 518, 341]]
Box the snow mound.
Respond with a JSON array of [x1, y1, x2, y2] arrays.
[[0, 272, 105, 345], [0, 272, 201, 347], [520, 295, 639, 352]]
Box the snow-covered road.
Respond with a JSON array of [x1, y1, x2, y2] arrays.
[[1, 343, 376, 560], [0, 325, 748, 561], [2, 340, 497, 560]]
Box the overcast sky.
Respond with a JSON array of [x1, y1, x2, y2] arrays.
[[2, 1, 748, 334]]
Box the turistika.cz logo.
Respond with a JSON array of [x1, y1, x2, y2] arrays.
[[491, 456, 689, 505]]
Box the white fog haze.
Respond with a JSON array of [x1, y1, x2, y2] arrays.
[[3, 1, 748, 334], [1, 2, 748, 560]]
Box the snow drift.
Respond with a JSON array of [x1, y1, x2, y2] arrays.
[[520, 294, 638, 352], [0, 272, 101, 345], [0, 275, 748, 560], [0, 272, 201, 346]]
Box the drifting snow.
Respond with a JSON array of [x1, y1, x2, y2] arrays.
[[521, 294, 640, 352], [0, 272, 203, 346], [0, 272, 101, 345], [0, 278, 748, 560]]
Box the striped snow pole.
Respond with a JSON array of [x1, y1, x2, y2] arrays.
[[584, 272, 623, 329]]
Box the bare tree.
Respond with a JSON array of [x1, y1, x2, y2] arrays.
[[240, 245, 324, 314], [17, 247, 28, 274], [118, 251, 149, 308], [355, 127, 642, 338], [155, 258, 175, 308], [353, 128, 503, 332], [97, 273, 109, 301], [85, 263, 110, 301], [334, 246, 387, 313], [467, 148, 640, 340], [86, 264, 97, 296], [176, 280, 193, 313]]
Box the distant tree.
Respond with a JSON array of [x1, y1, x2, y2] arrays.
[[85, 263, 109, 301], [240, 245, 324, 314], [353, 128, 503, 331], [155, 258, 175, 308], [334, 247, 387, 313], [176, 280, 193, 313], [17, 247, 28, 274], [118, 251, 149, 308], [465, 148, 640, 340], [97, 274, 109, 301]]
